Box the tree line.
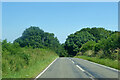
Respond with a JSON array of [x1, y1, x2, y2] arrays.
[[64, 27, 120, 60], [2, 26, 119, 59], [13, 26, 65, 56]]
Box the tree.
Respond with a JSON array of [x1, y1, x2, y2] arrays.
[[14, 26, 62, 55], [94, 32, 119, 59], [65, 31, 95, 56], [64, 27, 117, 57]]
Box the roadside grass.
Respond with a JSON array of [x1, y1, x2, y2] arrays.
[[74, 56, 119, 70], [2, 48, 58, 78]]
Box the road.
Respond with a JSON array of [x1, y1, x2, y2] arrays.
[[35, 57, 119, 80]]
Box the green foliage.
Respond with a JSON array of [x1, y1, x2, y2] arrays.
[[59, 44, 68, 57], [14, 26, 62, 56], [65, 27, 113, 56], [76, 32, 119, 60], [2, 26, 119, 78], [65, 31, 95, 56], [2, 40, 58, 78], [65, 27, 119, 60], [80, 41, 96, 52], [93, 33, 119, 59], [80, 27, 113, 42]]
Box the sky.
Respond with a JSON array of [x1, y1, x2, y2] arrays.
[[1, 0, 119, 2], [2, 2, 118, 43]]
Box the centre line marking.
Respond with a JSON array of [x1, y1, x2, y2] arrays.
[[76, 65, 85, 72], [72, 61, 74, 64], [90, 77, 95, 80]]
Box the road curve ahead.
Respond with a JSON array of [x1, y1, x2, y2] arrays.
[[36, 57, 119, 79]]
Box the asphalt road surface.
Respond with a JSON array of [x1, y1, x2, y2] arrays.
[[36, 57, 119, 79]]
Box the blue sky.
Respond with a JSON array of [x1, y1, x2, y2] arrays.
[[2, 2, 118, 43]]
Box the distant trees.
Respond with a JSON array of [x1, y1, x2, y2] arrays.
[[64, 31, 95, 56], [64, 27, 119, 60], [14, 26, 63, 56], [59, 43, 68, 57], [80, 27, 113, 42], [2, 26, 119, 59]]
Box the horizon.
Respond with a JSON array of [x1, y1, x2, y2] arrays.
[[2, 26, 118, 43], [2, 2, 118, 43]]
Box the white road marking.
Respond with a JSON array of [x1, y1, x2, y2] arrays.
[[76, 64, 95, 80], [77, 58, 119, 72], [34, 58, 58, 80], [76, 65, 85, 72], [72, 61, 74, 64], [68, 58, 75, 64], [69, 59, 72, 61], [89, 77, 95, 80]]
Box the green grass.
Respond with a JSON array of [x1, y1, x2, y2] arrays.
[[74, 56, 119, 70], [2, 48, 58, 78]]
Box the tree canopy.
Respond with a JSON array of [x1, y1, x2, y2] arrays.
[[14, 26, 62, 55], [64, 27, 117, 57]]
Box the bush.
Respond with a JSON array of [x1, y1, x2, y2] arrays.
[[2, 41, 58, 78], [96, 50, 104, 58], [84, 50, 94, 57], [80, 41, 96, 52]]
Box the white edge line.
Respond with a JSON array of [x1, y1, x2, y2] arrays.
[[90, 77, 95, 80], [34, 58, 58, 80], [76, 65, 85, 72], [77, 58, 119, 72]]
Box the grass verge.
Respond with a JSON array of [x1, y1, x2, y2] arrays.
[[2, 48, 58, 78], [74, 56, 119, 70]]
